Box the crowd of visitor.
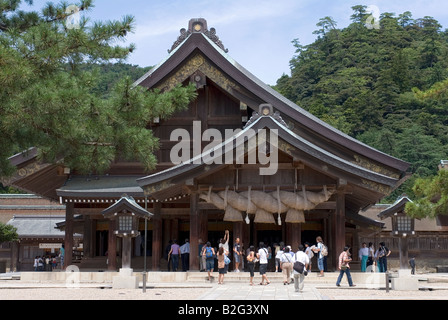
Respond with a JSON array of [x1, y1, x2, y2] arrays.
[[162, 232, 393, 289]]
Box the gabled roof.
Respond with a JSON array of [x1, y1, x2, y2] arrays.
[[102, 195, 153, 219], [377, 196, 413, 220], [137, 112, 399, 209], [56, 175, 144, 200], [134, 19, 410, 174], [7, 215, 81, 238]]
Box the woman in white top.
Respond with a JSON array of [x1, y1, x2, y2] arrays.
[[275, 246, 284, 273], [358, 242, 369, 272], [280, 246, 294, 285], [219, 230, 229, 252], [304, 242, 314, 272]]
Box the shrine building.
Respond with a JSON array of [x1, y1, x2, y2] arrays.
[[2, 19, 411, 272]]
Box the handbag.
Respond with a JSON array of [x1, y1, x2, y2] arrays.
[[224, 254, 231, 265], [293, 261, 304, 274], [293, 253, 305, 274]]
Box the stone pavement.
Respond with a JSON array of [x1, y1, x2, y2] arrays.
[[1, 272, 448, 300], [196, 281, 323, 300]]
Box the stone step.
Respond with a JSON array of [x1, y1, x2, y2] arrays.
[[185, 271, 390, 286]]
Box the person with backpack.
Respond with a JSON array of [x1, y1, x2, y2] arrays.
[[202, 242, 215, 282], [293, 244, 310, 293], [313, 236, 327, 277], [377, 242, 391, 273]]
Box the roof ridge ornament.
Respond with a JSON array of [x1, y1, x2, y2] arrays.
[[244, 104, 289, 129], [168, 18, 229, 53]]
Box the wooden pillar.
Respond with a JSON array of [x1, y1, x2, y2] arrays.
[[121, 236, 132, 269], [163, 218, 171, 251], [64, 203, 74, 269], [233, 221, 243, 241], [253, 223, 258, 248], [399, 236, 409, 269], [286, 223, 301, 252], [10, 241, 19, 272], [171, 219, 179, 243], [152, 203, 162, 271], [107, 220, 117, 271], [189, 193, 199, 271], [242, 220, 250, 255], [332, 191, 346, 270], [83, 215, 94, 259], [199, 209, 208, 243]]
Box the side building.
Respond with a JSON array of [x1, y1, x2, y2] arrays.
[[0, 194, 70, 272]]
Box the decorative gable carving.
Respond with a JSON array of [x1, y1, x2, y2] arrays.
[[169, 18, 228, 53]]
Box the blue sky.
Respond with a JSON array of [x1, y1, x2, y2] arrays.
[[26, 0, 448, 85]]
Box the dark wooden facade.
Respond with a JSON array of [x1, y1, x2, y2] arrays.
[[2, 18, 411, 271]]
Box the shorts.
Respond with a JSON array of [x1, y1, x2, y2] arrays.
[[318, 258, 324, 271], [218, 267, 227, 274], [206, 259, 214, 271], [234, 253, 241, 263], [259, 263, 268, 275]]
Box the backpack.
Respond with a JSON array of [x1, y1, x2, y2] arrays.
[[378, 246, 388, 258], [205, 247, 213, 258], [321, 244, 328, 257]]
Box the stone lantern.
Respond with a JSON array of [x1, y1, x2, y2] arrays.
[[378, 195, 418, 290], [102, 194, 152, 288], [378, 195, 416, 269]]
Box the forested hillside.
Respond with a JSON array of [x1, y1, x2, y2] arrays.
[[78, 63, 151, 98], [275, 5, 448, 201]]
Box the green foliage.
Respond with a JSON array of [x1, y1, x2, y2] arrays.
[[0, 1, 197, 177], [406, 170, 448, 218], [275, 5, 448, 193], [0, 222, 18, 243]]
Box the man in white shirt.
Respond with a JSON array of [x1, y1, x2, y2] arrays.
[[256, 242, 271, 285], [293, 244, 310, 293]]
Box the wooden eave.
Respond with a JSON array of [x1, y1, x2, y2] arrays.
[[377, 196, 413, 220], [1, 148, 68, 201], [137, 114, 399, 212], [135, 32, 410, 175], [101, 195, 153, 220], [56, 175, 145, 202]]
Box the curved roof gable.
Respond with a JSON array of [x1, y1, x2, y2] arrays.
[[134, 19, 410, 175], [137, 112, 399, 197]]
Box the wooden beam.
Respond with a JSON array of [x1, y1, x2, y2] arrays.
[[197, 184, 337, 192]]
